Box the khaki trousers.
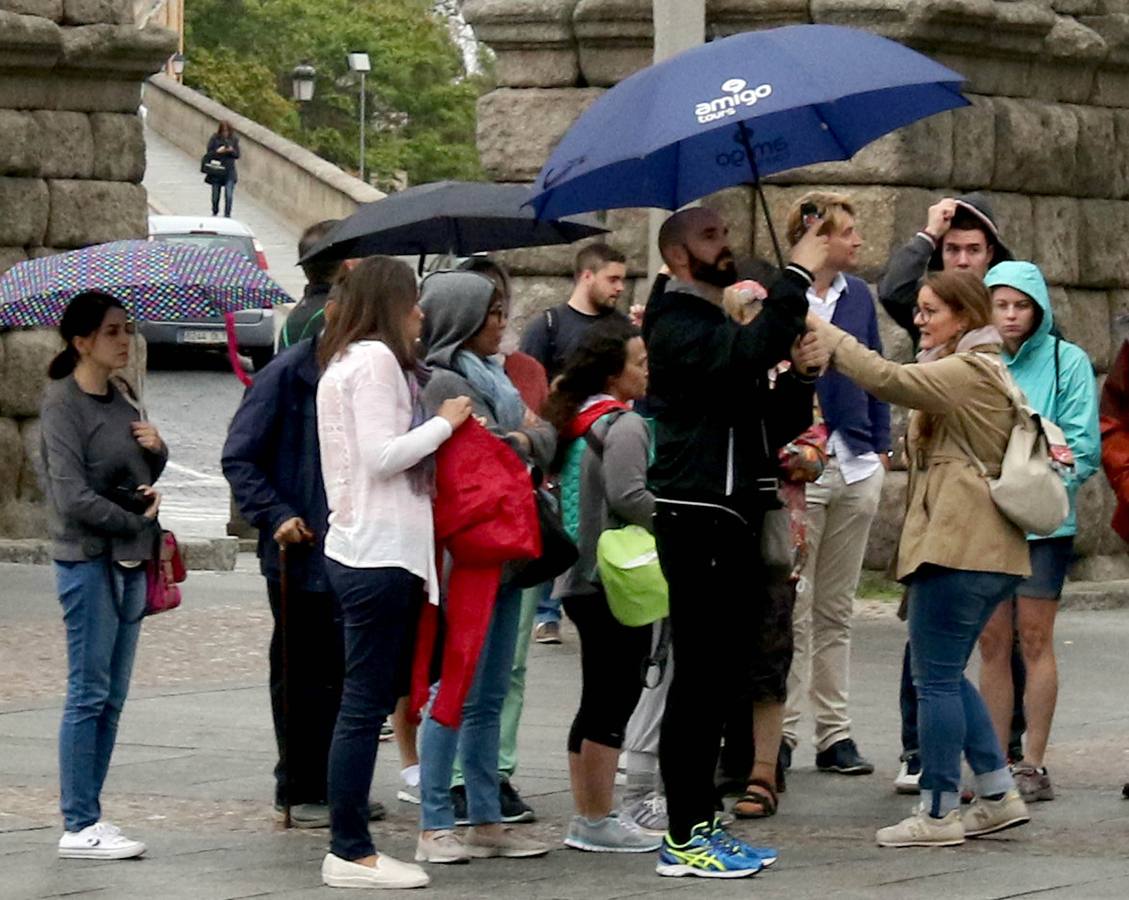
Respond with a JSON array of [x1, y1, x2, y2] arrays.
[[783, 459, 884, 751]]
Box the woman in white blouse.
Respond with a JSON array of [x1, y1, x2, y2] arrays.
[[315, 256, 471, 891]]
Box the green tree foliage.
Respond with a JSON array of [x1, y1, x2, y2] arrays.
[[184, 0, 487, 186]]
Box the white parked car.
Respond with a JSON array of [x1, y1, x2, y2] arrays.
[[144, 215, 275, 371]]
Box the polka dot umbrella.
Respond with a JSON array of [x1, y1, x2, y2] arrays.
[[0, 239, 291, 329]]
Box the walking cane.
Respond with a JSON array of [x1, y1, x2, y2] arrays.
[[279, 542, 292, 829]]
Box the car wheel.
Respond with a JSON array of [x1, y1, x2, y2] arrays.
[[249, 347, 274, 372]]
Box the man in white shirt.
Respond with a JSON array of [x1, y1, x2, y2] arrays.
[[781, 193, 891, 777]]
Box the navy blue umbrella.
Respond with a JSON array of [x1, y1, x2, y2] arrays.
[[530, 24, 968, 261]]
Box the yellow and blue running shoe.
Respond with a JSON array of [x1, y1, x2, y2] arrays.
[[711, 821, 778, 867], [655, 821, 763, 878]]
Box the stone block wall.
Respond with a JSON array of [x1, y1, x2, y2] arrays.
[[0, 1, 175, 537], [466, 0, 1129, 577]]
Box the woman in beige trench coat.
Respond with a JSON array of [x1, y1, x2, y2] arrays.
[[807, 270, 1032, 849]]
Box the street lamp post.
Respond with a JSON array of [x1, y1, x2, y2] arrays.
[[347, 51, 371, 183], [291, 62, 316, 102], [170, 52, 185, 81]]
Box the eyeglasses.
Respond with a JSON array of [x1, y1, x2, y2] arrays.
[[913, 307, 937, 323]]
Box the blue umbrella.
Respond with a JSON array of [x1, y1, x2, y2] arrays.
[[0, 239, 291, 329], [530, 24, 968, 261]]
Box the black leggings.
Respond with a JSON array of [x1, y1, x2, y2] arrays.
[[563, 590, 653, 754]]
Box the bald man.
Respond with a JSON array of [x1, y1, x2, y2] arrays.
[[644, 207, 828, 878]]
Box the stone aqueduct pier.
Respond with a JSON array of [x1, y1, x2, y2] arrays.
[[2, 0, 1129, 580], [467, 0, 1129, 578], [0, 1, 174, 539]]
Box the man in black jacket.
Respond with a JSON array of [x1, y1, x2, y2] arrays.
[[222, 330, 382, 828], [644, 207, 828, 877]]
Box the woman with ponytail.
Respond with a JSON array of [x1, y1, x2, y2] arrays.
[[542, 317, 662, 854], [40, 291, 167, 860]]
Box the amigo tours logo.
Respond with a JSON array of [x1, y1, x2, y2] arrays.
[[695, 78, 773, 124]]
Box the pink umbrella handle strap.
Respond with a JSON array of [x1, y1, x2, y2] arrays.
[[224, 312, 253, 386]]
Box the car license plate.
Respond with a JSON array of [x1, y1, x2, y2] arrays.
[[180, 330, 227, 345]]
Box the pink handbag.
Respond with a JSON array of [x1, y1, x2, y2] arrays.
[[146, 530, 186, 615]]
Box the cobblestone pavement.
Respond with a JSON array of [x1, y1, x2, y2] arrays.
[[3, 562, 1129, 899]]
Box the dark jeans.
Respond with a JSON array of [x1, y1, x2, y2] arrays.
[[654, 500, 766, 843], [265, 579, 343, 806], [907, 565, 1020, 816], [210, 179, 235, 217], [562, 590, 653, 754], [717, 577, 796, 781], [325, 561, 422, 861]]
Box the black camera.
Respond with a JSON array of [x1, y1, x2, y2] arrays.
[[106, 485, 150, 515], [800, 201, 822, 231]]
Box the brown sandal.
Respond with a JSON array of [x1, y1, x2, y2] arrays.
[[733, 778, 778, 819]]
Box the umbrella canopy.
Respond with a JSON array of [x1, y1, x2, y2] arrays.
[[299, 180, 609, 264], [529, 24, 968, 220], [0, 239, 291, 329]]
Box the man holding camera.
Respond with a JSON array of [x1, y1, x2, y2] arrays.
[[780, 192, 890, 779], [643, 206, 828, 878]]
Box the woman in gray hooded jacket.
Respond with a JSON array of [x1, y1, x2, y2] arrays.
[[412, 270, 554, 865]]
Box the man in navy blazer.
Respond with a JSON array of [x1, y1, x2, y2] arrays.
[[780, 192, 891, 779]]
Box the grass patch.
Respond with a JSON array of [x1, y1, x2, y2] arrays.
[[857, 570, 903, 602]]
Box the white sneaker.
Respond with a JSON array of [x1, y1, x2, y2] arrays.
[[58, 822, 146, 860], [876, 806, 964, 848], [962, 789, 1031, 838], [321, 852, 430, 889], [398, 765, 421, 805], [415, 829, 471, 864], [894, 758, 922, 795]]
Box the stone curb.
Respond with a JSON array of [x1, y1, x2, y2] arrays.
[[0, 537, 238, 571], [1060, 580, 1129, 610]]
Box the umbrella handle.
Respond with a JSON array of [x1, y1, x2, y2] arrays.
[[224, 312, 253, 387], [738, 121, 785, 271]]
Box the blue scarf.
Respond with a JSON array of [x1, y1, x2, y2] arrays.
[[454, 350, 525, 432], [405, 362, 435, 496]]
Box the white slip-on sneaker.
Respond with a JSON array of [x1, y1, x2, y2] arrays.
[[58, 822, 146, 860], [876, 806, 964, 848], [962, 789, 1031, 838], [321, 852, 430, 889], [414, 829, 471, 864]]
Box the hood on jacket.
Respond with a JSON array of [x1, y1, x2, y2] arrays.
[[419, 270, 496, 369], [984, 261, 1053, 364], [928, 192, 1014, 271]]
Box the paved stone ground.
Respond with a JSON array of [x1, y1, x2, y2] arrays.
[[3, 561, 1129, 898]]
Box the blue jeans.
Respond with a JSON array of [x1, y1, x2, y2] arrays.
[[907, 565, 1020, 817], [210, 179, 235, 217], [419, 582, 522, 830], [534, 580, 560, 627], [325, 561, 422, 861], [56, 560, 145, 832]]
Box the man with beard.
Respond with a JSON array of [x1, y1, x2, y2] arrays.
[[643, 207, 829, 878]]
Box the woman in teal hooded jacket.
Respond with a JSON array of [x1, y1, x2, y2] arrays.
[[977, 260, 1100, 802]]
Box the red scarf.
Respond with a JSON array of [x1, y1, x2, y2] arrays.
[[561, 399, 630, 441]]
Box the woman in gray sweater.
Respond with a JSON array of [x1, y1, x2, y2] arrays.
[[39, 292, 167, 861], [541, 316, 660, 854]]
